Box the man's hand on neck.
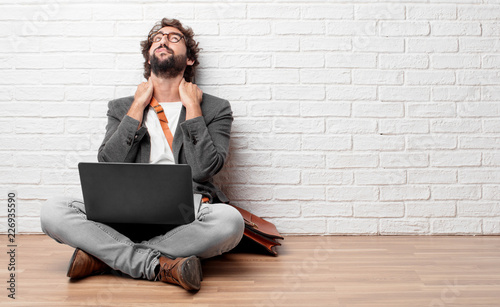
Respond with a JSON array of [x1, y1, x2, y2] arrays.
[[179, 78, 203, 120], [127, 78, 154, 129], [127, 72, 203, 128]]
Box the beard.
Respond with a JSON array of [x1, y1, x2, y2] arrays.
[[150, 46, 187, 79]]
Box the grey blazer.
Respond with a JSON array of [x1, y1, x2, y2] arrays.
[[97, 93, 233, 203]]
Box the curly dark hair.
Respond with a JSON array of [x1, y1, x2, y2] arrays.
[[140, 18, 200, 82]]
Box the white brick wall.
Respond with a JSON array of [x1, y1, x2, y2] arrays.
[[1, 1, 500, 235]]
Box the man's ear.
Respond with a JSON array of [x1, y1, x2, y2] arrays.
[[187, 58, 194, 66]]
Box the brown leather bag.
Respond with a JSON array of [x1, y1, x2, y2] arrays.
[[229, 204, 284, 256]]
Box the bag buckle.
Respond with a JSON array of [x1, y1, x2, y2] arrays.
[[245, 219, 258, 229]]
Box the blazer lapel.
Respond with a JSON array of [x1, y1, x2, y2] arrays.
[[172, 106, 186, 164]]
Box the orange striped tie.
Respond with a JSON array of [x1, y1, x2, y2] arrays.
[[149, 97, 174, 151]]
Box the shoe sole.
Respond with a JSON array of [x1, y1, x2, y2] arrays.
[[179, 256, 202, 291], [67, 248, 81, 278], [198, 258, 203, 281]]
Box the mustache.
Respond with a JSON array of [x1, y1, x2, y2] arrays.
[[154, 44, 173, 53]]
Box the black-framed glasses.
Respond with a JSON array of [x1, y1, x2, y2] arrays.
[[149, 31, 185, 44]]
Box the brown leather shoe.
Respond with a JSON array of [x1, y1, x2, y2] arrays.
[[156, 255, 202, 291], [67, 248, 110, 279]]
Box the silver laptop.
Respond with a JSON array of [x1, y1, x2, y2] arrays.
[[78, 162, 202, 225]]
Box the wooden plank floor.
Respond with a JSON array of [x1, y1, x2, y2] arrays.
[[1, 235, 500, 306]]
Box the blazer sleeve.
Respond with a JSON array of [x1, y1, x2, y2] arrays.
[[97, 100, 148, 163], [179, 99, 233, 182]]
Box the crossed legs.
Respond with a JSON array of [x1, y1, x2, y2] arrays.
[[40, 197, 244, 280]]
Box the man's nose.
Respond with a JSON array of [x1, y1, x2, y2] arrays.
[[159, 35, 170, 45]]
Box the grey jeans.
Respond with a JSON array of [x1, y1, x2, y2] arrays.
[[40, 197, 244, 280]]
